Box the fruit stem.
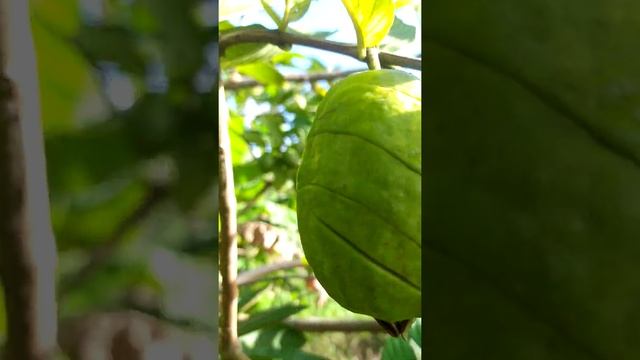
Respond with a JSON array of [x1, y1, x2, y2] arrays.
[[366, 47, 382, 70]]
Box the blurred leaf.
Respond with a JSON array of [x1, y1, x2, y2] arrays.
[[230, 114, 251, 165], [239, 283, 271, 312], [381, 16, 416, 52], [45, 123, 138, 193], [221, 25, 283, 69], [426, 0, 640, 358], [30, 0, 80, 36], [340, 0, 395, 57], [74, 25, 147, 74], [238, 305, 306, 335], [408, 318, 421, 346], [142, 0, 204, 79], [272, 52, 305, 66], [381, 337, 416, 360], [32, 18, 104, 134], [171, 140, 216, 210], [280, 327, 306, 352], [245, 325, 320, 360], [287, 0, 312, 23], [237, 63, 285, 86], [52, 180, 147, 250], [121, 94, 177, 155], [388, 16, 416, 41], [60, 261, 160, 316]]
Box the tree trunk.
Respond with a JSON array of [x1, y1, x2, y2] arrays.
[[0, 0, 58, 358]]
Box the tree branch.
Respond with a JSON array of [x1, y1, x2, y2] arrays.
[[237, 259, 304, 286], [218, 83, 249, 360], [283, 318, 385, 333], [220, 29, 421, 71], [223, 69, 364, 90], [0, 1, 58, 358]]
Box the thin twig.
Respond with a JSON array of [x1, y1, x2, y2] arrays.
[[220, 29, 421, 70], [218, 84, 249, 360], [223, 69, 364, 90], [283, 318, 385, 333], [237, 259, 304, 286]]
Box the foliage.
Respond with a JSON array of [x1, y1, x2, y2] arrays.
[[221, 0, 421, 358], [1, 0, 220, 355]]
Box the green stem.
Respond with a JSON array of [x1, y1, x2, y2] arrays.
[[279, 0, 291, 32], [366, 47, 382, 70]]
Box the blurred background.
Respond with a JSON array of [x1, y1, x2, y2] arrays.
[[1, 0, 421, 358], [0, 0, 218, 358]]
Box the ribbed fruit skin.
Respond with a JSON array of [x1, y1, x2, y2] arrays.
[[296, 69, 422, 322]]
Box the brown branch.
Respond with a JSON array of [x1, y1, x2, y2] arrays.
[[220, 29, 421, 70], [218, 84, 249, 360], [237, 259, 304, 286], [58, 185, 168, 297], [0, 1, 58, 358], [223, 69, 364, 90], [283, 318, 385, 333]]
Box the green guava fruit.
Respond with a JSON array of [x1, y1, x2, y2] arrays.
[[296, 69, 422, 323]]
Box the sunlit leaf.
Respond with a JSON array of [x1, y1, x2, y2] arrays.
[[381, 16, 416, 52], [381, 337, 416, 360], [237, 63, 284, 86], [340, 0, 395, 57], [287, 0, 312, 23], [221, 24, 283, 69]]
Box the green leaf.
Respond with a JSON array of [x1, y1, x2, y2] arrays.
[[32, 15, 106, 134], [74, 25, 147, 74], [141, 0, 204, 79], [381, 16, 416, 52], [388, 15, 416, 41], [340, 0, 395, 57], [221, 25, 283, 69], [239, 283, 271, 312], [237, 63, 284, 86], [382, 337, 417, 360], [238, 305, 305, 335], [260, 0, 311, 30], [426, 0, 640, 358], [408, 318, 421, 346], [229, 114, 251, 165], [287, 0, 312, 23]]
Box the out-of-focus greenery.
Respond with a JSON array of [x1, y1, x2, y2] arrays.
[[1, 0, 218, 356], [221, 0, 421, 358]]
